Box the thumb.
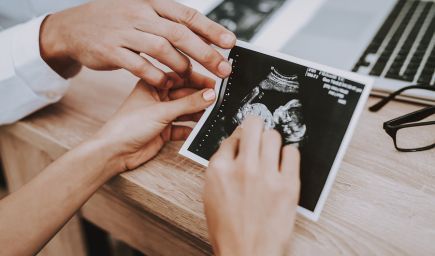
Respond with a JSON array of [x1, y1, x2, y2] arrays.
[[161, 88, 216, 122]]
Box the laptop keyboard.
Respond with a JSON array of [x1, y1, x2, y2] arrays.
[[352, 0, 435, 86]]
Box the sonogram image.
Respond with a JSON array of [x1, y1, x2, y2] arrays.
[[187, 45, 366, 212], [232, 67, 306, 144]]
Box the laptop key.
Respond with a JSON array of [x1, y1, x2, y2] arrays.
[[418, 74, 433, 84], [417, 61, 435, 85], [354, 0, 434, 89], [370, 1, 419, 77], [352, 0, 407, 72]]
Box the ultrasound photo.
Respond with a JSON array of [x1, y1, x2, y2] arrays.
[[233, 67, 306, 144], [180, 42, 372, 220], [207, 0, 286, 41]]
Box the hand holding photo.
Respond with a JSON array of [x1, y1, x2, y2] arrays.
[[180, 41, 373, 221]]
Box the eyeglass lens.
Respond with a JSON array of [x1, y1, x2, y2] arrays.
[[396, 123, 435, 150]]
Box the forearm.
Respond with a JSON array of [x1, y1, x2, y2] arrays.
[[0, 138, 118, 256]]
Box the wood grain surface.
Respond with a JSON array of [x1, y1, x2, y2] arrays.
[[0, 132, 87, 256], [1, 68, 433, 255]]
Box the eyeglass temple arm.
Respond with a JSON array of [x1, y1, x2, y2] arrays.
[[387, 106, 435, 126], [369, 85, 434, 112]]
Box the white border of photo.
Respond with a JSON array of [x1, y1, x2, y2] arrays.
[[180, 40, 374, 221]]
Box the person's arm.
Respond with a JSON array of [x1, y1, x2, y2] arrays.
[[39, 0, 236, 87], [0, 0, 235, 126], [0, 72, 216, 256], [0, 16, 72, 125], [0, 139, 119, 255], [204, 117, 301, 256]]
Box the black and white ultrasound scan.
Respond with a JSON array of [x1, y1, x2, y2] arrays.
[[180, 41, 373, 221], [207, 0, 286, 41]]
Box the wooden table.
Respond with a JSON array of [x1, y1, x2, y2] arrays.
[[0, 68, 434, 256]]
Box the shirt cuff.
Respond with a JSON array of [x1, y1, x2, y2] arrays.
[[11, 15, 70, 102]]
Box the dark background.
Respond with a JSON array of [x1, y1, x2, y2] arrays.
[[189, 46, 366, 212], [207, 0, 286, 41]]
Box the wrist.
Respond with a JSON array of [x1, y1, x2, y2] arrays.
[[78, 137, 125, 179], [216, 238, 284, 256], [215, 237, 254, 256], [218, 246, 252, 256], [39, 14, 81, 78]]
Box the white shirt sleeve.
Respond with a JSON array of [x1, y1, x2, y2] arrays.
[[0, 15, 70, 125]]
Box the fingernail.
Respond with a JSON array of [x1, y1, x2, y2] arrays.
[[220, 33, 235, 46], [202, 89, 216, 101], [218, 61, 232, 76]]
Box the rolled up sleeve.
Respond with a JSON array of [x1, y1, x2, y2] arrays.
[[0, 15, 70, 125]]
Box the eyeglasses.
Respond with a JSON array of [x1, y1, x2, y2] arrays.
[[369, 85, 435, 152]]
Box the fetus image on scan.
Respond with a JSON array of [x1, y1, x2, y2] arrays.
[[232, 67, 307, 144]]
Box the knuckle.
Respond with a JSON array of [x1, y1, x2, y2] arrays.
[[95, 44, 115, 62], [237, 157, 256, 175], [179, 56, 191, 74], [209, 158, 229, 171], [132, 62, 150, 78], [182, 7, 201, 25], [170, 24, 189, 43], [201, 49, 220, 66], [148, 73, 166, 86], [152, 37, 171, 55], [133, 65, 165, 85], [128, 5, 149, 21], [186, 94, 201, 108], [102, 42, 117, 53]]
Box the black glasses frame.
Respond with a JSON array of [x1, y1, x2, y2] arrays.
[[369, 84, 435, 152], [383, 106, 435, 152], [369, 85, 435, 111]]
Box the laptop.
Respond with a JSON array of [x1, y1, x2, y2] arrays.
[[183, 0, 435, 104]]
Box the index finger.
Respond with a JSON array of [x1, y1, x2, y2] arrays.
[[238, 116, 264, 160], [152, 0, 236, 48], [280, 145, 301, 186]]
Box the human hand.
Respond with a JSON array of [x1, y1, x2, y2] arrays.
[[40, 0, 236, 84], [94, 72, 216, 174], [203, 116, 301, 256]]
